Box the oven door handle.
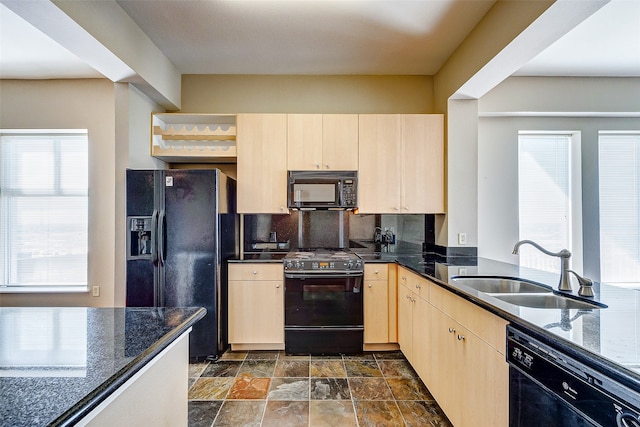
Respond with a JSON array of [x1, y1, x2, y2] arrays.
[[284, 273, 364, 279]]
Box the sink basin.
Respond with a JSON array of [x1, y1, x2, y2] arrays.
[[451, 276, 551, 294], [490, 293, 606, 310]]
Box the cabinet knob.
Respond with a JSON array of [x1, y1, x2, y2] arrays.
[[448, 327, 456, 334], [404, 206, 409, 211], [401, 276, 406, 281], [315, 164, 321, 169], [368, 284, 372, 288], [252, 271, 258, 275], [374, 270, 379, 275], [280, 206, 285, 212], [457, 334, 466, 341], [276, 284, 280, 288], [325, 164, 330, 169], [415, 284, 421, 289], [394, 207, 400, 211]]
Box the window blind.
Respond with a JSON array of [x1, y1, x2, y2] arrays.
[[0, 132, 88, 287], [599, 132, 640, 284], [518, 133, 572, 273]]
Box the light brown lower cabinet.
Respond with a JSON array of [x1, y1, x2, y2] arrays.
[[397, 268, 509, 427], [364, 264, 389, 344], [228, 263, 284, 350], [363, 264, 398, 349], [397, 267, 431, 380]]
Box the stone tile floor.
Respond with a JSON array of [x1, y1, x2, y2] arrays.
[[188, 350, 452, 427]]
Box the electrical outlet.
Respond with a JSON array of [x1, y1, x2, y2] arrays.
[[458, 232, 467, 245], [92, 286, 100, 297]]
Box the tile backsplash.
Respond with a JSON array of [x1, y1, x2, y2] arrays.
[[242, 212, 425, 253]]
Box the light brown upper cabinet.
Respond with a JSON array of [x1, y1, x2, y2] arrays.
[[236, 113, 289, 214], [358, 114, 444, 214], [287, 114, 358, 171]]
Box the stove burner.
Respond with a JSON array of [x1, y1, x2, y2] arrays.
[[292, 252, 314, 259]]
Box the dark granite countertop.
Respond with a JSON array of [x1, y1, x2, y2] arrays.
[[366, 253, 640, 394], [230, 252, 287, 262], [0, 307, 205, 427]]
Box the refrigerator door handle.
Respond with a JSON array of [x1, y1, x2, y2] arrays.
[[151, 209, 159, 265], [158, 209, 166, 265]]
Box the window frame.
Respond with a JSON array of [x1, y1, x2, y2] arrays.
[[516, 130, 583, 274], [0, 130, 89, 293], [598, 130, 640, 286]]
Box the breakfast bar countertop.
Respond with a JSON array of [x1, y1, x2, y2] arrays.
[[0, 306, 205, 427]]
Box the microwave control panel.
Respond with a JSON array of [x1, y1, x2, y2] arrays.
[[340, 179, 357, 207]]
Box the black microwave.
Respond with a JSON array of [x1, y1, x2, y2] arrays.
[[287, 171, 358, 210]]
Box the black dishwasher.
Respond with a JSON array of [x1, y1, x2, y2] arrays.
[[507, 326, 640, 427]]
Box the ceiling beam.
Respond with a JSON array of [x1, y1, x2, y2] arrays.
[[2, 0, 181, 109], [434, 0, 610, 110]]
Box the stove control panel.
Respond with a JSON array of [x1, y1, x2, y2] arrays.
[[284, 258, 363, 272]]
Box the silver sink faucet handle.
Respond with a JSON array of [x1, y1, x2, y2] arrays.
[[512, 240, 573, 292], [566, 270, 595, 297]]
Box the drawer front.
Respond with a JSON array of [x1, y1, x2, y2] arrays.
[[364, 264, 389, 281], [401, 268, 429, 300], [229, 263, 284, 281]]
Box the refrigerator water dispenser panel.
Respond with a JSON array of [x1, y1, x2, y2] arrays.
[[128, 216, 153, 259]]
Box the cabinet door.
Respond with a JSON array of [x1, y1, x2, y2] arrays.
[[429, 307, 460, 426], [457, 325, 508, 427], [322, 114, 358, 170], [401, 114, 444, 213], [228, 280, 284, 344], [237, 114, 288, 213], [412, 295, 431, 383], [397, 283, 414, 362], [364, 279, 389, 344], [287, 114, 323, 170], [358, 114, 402, 213]]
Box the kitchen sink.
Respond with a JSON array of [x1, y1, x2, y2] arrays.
[[451, 276, 551, 294], [489, 293, 607, 310]]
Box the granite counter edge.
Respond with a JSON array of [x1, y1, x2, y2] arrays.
[[52, 307, 206, 427]]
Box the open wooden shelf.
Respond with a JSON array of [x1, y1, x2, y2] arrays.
[[151, 113, 237, 162]]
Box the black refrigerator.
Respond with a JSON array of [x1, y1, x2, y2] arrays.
[[126, 168, 237, 361]]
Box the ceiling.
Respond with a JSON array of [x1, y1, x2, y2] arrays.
[[0, 0, 639, 81]]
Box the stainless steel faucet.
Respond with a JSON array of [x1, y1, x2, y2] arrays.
[[512, 240, 573, 292]]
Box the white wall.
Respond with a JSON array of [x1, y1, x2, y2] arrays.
[[0, 79, 117, 307], [0, 79, 167, 307], [181, 75, 435, 114], [113, 83, 165, 306], [477, 76, 640, 279]]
